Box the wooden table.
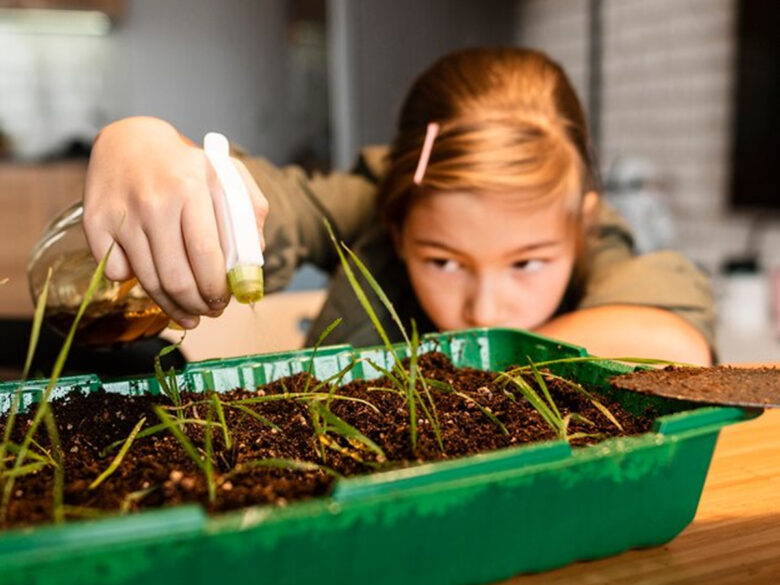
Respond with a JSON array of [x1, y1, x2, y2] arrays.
[[502, 407, 780, 584]]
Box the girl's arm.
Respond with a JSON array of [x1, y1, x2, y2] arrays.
[[83, 116, 381, 328], [535, 305, 713, 366], [238, 146, 385, 292], [83, 117, 259, 328]]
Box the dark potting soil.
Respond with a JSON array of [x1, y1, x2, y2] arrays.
[[1, 352, 654, 530]]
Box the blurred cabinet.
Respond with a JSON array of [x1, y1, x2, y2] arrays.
[[0, 161, 85, 317], [0, 0, 123, 19]]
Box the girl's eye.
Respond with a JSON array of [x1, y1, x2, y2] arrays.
[[428, 258, 461, 273], [512, 259, 547, 273]]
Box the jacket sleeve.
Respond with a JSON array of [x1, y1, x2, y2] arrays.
[[238, 146, 389, 293], [580, 204, 715, 349]]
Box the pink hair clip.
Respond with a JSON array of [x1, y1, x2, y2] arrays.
[[413, 122, 440, 185]]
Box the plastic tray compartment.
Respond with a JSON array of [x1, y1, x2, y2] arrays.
[[0, 328, 758, 585]]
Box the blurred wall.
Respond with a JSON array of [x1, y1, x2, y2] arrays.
[[0, 27, 113, 158], [0, 0, 313, 164], [328, 0, 516, 169], [110, 0, 295, 162], [515, 0, 780, 274]]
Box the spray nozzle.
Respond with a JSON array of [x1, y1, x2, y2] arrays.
[[203, 132, 264, 304]]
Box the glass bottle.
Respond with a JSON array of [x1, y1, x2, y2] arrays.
[[27, 202, 170, 347]]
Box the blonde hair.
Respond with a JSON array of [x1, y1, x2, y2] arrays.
[[378, 47, 599, 229]]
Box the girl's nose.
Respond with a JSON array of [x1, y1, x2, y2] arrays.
[[463, 275, 502, 327]]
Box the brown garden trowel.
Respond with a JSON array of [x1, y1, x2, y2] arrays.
[[610, 366, 780, 408]]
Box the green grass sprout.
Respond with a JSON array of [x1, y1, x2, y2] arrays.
[[223, 403, 281, 433], [0, 461, 47, 480], [530, 369, 624, 432], [99, 418, 221, 457], [233, 458, 342, 479], [303, 317, 342, 395], [154, 334, 186, 415], [42, 408, 65, 523], [203, 398, 216, 503], [324, 219, 443, 454], [152, 405, 217, 503], [90, 417, 147, 490], [528, 358, 562, 421], [505, 355, 697, 374], [0, 267, 52, 500], [210, 394, 232, 451], [309, 401, 386, 462], [454, 391, 508, 435], [498, 356, 629, 442], [3, 442, 53, 467], [2, 243, 114, 522], [120, 484, 159, 513]]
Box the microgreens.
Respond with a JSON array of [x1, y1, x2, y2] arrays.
[[324, 219, 443, 454], [154, 334, 186, 416], [497, 355, 628, 442], [152, 405, 218, 503], [1, 244, 113, 523], [90, 417, 147, 490]]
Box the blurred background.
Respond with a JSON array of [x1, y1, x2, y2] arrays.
[[0, 0, 777, 377]]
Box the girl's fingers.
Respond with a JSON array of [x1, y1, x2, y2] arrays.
[[181, 193, 230, 310], [143, 208, 211, 318], [84, 222, 133, 283], [120, 224, 200, 329], [82, 190, 134, 282]]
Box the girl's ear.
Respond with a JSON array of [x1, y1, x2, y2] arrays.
[[580, 190, 600, 229]]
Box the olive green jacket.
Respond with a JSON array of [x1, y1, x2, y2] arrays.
[[241, 147, 714, 350]]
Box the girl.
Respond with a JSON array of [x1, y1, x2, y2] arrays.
[[82, 48, 713, 365]]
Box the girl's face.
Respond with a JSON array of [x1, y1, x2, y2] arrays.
[[397, 191, 594, 332]]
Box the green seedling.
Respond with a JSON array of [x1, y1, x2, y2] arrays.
[[99, 418, 221, 457], [222, 403, 281, 433], [2, 244, 113, 523], [0, 268, 52, 491], [324, 219, 442, 453], [210, 394, 232, 451], [499, 354, 694, 436], [42, 408, 65, 522], [504, 355, 696, 374], [203, 396, 217, 503], [498, 356, 624, 442], [3, 442, 53, 467], [422, 377, 509, 435], [320, 357, 364, 407], [453, 391, 508, 435], [309, 401, 386, 465], [303, 317, 342, 395], [121, 484, 159, 513], [230, 458, 342, 479], [0, 461, 47, 480], [530, 369, 624, 432], [90, 417, 147, 490], [153, 406, 217, 503], [154, 335, 186, 416], [231, 392, 379, 411]]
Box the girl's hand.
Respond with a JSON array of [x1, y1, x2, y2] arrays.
[[83, 116, 268, 329]]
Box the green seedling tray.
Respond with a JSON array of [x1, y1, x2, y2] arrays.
[[0, 328, 759, 585]]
